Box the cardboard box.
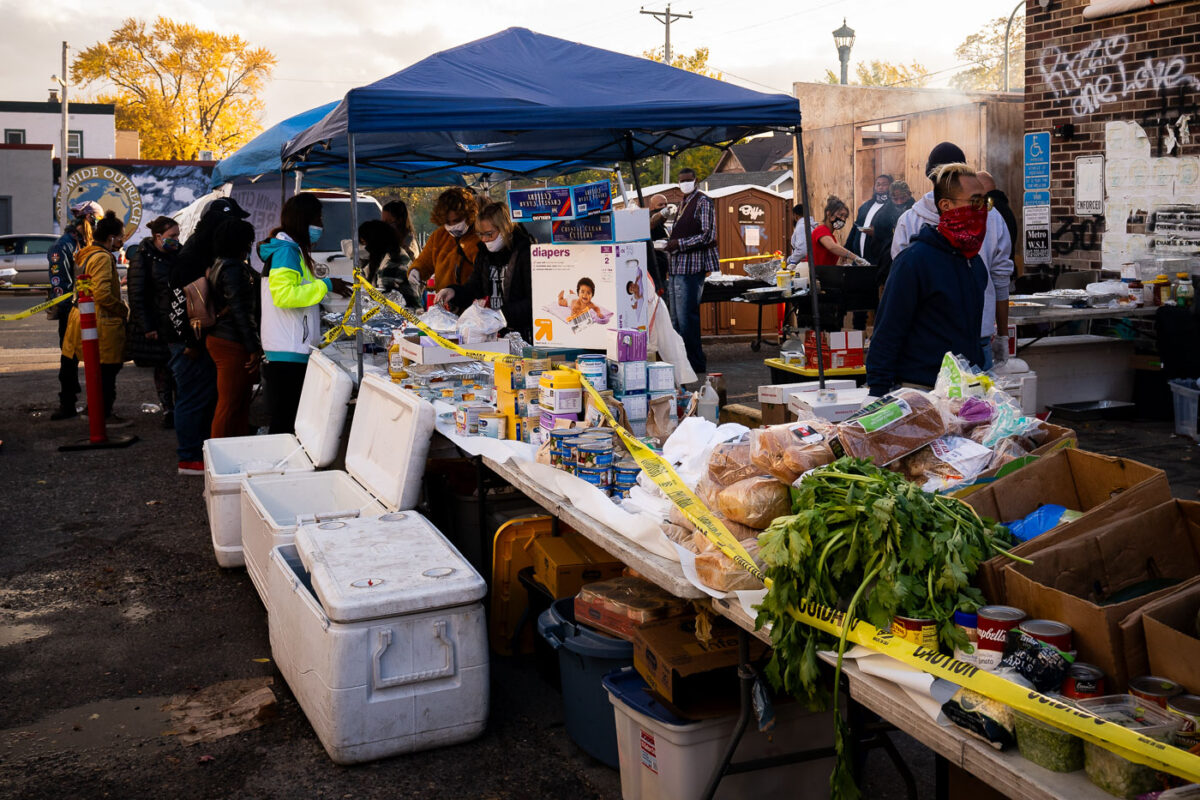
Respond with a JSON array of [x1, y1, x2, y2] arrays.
[[1141, 573, 1200, 693], [963, 448, 1171, 603], [962, 423, 1077, 484], [1003, 498, 1200, 689], [758, 379, 857, 425], [632, 617, 767, 714], [609, 360, 647, 394], [532, 242, 649, 348], [788, 387, 871, 423], [531, 533, 625, 598], [618, 392, 648, 421], [551, 208, 650, 244], [803, 330, 865, 370], [396, 335, 511, 365]]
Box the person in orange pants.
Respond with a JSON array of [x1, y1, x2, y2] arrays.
[[205, 219, 262, 439]]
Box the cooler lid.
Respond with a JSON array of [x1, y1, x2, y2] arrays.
[[296, 512, 485, 622], [345, 374, 435, 511], [294, 350, 355, 468]]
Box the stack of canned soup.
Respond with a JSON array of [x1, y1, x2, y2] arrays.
[[546, 427, 642, 500]]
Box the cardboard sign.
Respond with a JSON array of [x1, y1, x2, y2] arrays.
[[531, 242, 648, 348], [570, 180, 612, 217], [508, 186, 573, 221]]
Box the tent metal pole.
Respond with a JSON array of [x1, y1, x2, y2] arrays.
[[624, 132, 645, 206], [348, 133, 363, 385], [794, 123, 825, 387]]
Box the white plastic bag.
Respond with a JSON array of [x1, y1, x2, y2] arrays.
[[649, 295, 697, 386], [457, 301, 507, 344], [418, 304, 461, 333]]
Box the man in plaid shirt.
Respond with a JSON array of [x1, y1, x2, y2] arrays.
[[665, 168, 718, 375]]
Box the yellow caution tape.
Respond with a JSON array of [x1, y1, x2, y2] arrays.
[[319, 285, 382, 348], [354, 276, 517, 364], [0, 291, 74, 321], [352, 290, 1200, 783], [718, 250, 783, 264]]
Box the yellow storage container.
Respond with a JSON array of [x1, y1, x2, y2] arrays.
[[490, 516, 556, 655]]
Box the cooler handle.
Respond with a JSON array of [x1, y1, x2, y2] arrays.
[[294, 509, 362, 526], [372, 621, 456, 689]]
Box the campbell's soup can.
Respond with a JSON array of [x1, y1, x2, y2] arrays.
[[1061, 662, 1105, 699], [1128, 675, 1186, 709], [976, 605, 1026, 671], [1166, 694, 1200, 746], [891, 615, 938, 649], [1019, 619, 1073, 652]]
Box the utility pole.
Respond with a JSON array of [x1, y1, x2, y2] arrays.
[[55, 41, 70, 230], [641, 4, 692, 191]]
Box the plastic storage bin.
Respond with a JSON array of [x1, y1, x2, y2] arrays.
[[604, 667, 836, 800], [1170, 380, 1200, 440], [242, 374, 434, 609], [538, 597, 633, 767], [203, 349, 353, 567], [1077, 694, 1181, 798], [267, 511, 488, 764]]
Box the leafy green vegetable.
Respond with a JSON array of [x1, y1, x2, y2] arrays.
[[754, 458, 1024, 800]]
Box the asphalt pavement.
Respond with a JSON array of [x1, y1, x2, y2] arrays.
[[2, 290, 1197, 800]]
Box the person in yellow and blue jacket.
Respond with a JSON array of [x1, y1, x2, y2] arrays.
[[257, 193, 352, 434]]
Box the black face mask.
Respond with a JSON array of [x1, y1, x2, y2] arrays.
[[874, 192, 889, 204]]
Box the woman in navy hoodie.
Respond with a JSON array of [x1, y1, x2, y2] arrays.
[[866, 164, 990, 398]]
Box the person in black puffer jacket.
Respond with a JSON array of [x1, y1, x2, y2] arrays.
[[435, 201, 534, 344], [205, 219, 262, 439], [126, 217, 178, 428]]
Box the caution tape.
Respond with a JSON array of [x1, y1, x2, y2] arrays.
[[0, 291, 74, 321], [367, 299, 1200, 782], [566, 366, 1200, 784], [319, 285, 383, 348], [718, 250, 783, 264], [354, 276, 517, 364]]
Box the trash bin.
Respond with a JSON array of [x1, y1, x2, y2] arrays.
[[1170, 379, 1200, 439], [518, 567, 559, 689], [537, 597, 632, 767]]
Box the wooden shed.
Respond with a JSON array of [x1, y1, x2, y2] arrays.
[[703, 184, 788, 336]]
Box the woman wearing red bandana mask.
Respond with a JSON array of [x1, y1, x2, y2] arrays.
[[865, 163, 989, 398]]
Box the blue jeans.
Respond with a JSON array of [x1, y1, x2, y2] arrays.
[[168, 342, 218, 462], [668, 272, 707, 374], [979, 336, 994, 371]]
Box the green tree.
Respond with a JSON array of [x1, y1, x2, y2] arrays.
[[73, 17, 275, 159], [949, 14, 1025, 91], [821, 59, 931, 87], [636, 46, 727, 187], [642, 45, 721, 79]]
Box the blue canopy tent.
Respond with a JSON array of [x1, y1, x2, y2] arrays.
[[282, 27, 827, 387]]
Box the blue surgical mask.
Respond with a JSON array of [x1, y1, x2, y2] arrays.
[[308, 225, 323, 244]]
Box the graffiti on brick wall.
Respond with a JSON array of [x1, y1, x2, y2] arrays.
[[1038, 35, 1200, 117], [1053, 216, 1103, 256]]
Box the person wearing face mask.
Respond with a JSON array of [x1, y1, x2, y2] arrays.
[[60, 211, 131, 425], [125, 216, 179, 428], [646, 193, 671, 296], [436, 202, 534, 343], [664, 168, 718, 376], [866, 163, 989, 398], [845, 174, 893, 259], [258, 193, 352, 436], [206, 219, 263, 439], [891, 142, 1014, 369], [410, 187, 481, 294], [811, 196, 868, 267], [866, 181, 914, 287], [46, 202, 101, 420]]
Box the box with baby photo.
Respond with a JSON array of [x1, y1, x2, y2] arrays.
[[530, 241, 650, 348]]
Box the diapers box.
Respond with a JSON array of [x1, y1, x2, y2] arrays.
[[532, 242, 650, 349]]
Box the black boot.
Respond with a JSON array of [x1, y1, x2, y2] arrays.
[[50, 403, 77, 420]]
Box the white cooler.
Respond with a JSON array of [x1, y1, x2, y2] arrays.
[[267, 511, 488, 764], [203, 350, 354, 567], [241, 373, 435, 609]]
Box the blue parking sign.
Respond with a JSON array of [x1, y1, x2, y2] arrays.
[[1024, 132, 1051, 192]]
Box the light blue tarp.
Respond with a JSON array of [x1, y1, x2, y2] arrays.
[[282, 27, 802, 177]]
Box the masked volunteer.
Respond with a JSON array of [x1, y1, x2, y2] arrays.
[[410, 187, 480, 295]]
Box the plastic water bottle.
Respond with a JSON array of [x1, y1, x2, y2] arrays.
[[698, 377, 720, 423]]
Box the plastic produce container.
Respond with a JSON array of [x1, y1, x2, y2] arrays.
[[1170, 380, 1200, 440], [603, 666, 836, 800], [1077, 694, 1181, 799], [1013, 708, 1083, 773], [203, 349, 353, 567], [537, 597, 633, 767]]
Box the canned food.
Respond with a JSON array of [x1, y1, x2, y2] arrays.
[[1167, 694, 1200, 746], [477, 412, 507, 440], [614, 459, 641, 486], [1129, 675, 1186, 708], [564, 435, 590, 465], [577, 442, 614, 468], [891, 615, 938, 649], [611, 486, 631, 500], [952, 610, 978, 665], [576, 354, 608, 392], [1061, 663, 1106, 700], [576, 466, 612, 487], [1019, 619, 1073, 652], [976, 605, 1026, 671], [549, 428, 579, 447]]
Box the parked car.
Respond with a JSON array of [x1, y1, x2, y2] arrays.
[[0, 233, 57, 286]]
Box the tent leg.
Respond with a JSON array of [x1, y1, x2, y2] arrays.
[[794, 124, 825, 387], [624, 131, 646, 207], [348, 133, 363, 386]]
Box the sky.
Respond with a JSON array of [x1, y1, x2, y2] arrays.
[[0, 0, 1021, 128]]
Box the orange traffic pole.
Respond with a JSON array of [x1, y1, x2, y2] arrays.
[[75, 276, 108, 443]]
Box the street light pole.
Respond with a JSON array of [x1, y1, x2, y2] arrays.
[[642, 4, 692, 187], [832, 20, 856, 86], [1003, 0, 1024, 92], [58, 41, 70, 230]]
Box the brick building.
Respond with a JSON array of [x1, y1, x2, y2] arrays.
[[1024, 0, 1200, 274]]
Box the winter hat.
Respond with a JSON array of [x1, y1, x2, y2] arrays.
[[925, 142, 967, 182]]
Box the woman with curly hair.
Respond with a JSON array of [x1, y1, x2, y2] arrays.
[[409, 187, 480, 294]]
